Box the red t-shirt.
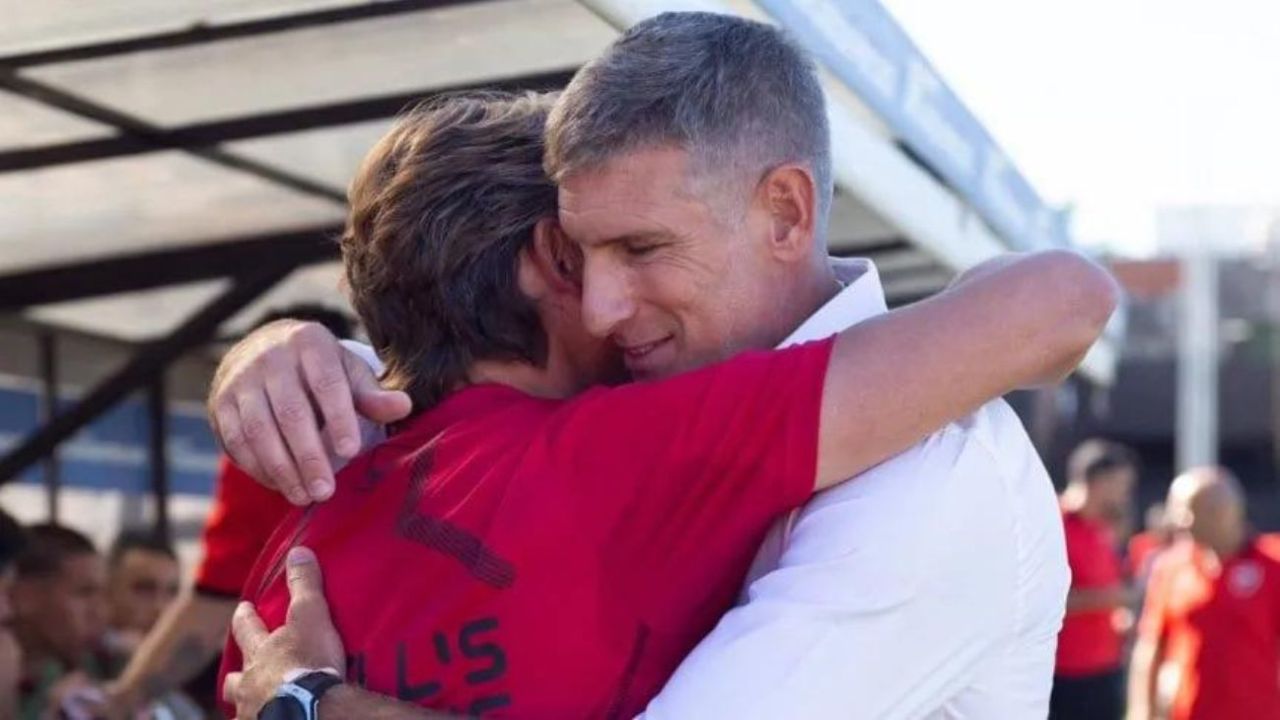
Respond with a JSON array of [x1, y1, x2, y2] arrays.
[[1055, 509, 1125, 676], [224, 339, 832, 718], [194, 457, 295, 597], [1138, 535, 1280, 720]]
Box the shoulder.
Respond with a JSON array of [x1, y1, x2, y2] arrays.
[[1151, 540, 1193, 575], [804, 420, 991, 518], [1253, 533, 1280, 566]]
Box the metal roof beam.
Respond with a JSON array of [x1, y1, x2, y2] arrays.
[[0, 224, 341, 312], [0, 68, 578, 174], [0, 70, 347, 201], [0, 0, 488, 68], [0, 265, 292, 484]]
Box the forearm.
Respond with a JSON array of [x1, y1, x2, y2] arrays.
[[319, 685, 463, 720], [1127, 638, 1162, 719], [948, 252, 1022, 288], [1065, 585, 1130, 614], [817, 250, 1118, 487], [110, 591, 237, 708], [953, 250, 1116, 385]]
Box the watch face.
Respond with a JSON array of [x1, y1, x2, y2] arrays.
[[259, 696, 308, 720]]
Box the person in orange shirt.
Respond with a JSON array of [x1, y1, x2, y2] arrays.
[[1128, 467, 1280, 720], [1052, 439, 1138, 720]]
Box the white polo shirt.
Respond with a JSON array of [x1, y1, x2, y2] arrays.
[[640, 259, 1070, 720]]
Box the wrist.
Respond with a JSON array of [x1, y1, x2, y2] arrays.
[[314, 683, 355, 720], [103, 681, 141, 713], [259, 669, 343, 720]]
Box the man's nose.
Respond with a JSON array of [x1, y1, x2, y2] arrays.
[[580, 259, 636, 339]]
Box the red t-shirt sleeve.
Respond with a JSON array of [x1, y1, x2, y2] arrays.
[[194, 457, 297, 597], [538, 339, 832, 596]]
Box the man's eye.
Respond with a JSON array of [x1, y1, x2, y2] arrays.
[[624, 244, 658, 257]]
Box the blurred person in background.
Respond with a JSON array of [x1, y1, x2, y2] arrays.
[[102, 531, 179, 660], [1128, 502, 1176, 589], [11, 525, 106, 720], [0, 510, 30, 720], [1052, 439, 1138, 719], [1127, 467, 1280, 720], [99, 305, 356, 718]]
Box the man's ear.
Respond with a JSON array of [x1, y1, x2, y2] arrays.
[[756, 163, 817, 262], [531, 217, 582, 292]]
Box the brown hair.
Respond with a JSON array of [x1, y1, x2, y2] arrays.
[[1068, 439, 1139, 483], [341, 91, 557, 411]]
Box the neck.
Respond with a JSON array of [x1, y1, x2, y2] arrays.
[[1207, 533, 1248, 560], [764, 260, 841, 346], [807, 260, 843, 312], [467, 349, 581, 401]]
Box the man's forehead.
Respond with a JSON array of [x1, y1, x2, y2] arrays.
[[63, 553, 105, 578], [560, 148, 693, 202], [119, 548, 174, 566], [560, 176, 703, 246]]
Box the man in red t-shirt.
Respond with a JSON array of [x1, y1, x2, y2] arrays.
[[216, 86, 1114, 719], [1128, 467, 1280, 720], [1052, 439, 1138, 720]]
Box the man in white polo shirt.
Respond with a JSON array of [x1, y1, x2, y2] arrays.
[[642, 257, 1068, 719]]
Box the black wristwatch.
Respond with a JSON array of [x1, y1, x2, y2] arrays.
[[258, 669, 344, 720]]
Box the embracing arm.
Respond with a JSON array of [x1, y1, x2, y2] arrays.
[[815, 249, 1117, 489], [316, 686, 460, 720], [208, 321, 410, 504], [225, 548, 467, 720]]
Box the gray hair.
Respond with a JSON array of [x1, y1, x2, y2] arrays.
[[546, 11, 833, 236]]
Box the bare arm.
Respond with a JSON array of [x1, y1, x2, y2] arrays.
[[105, 590, 237, 714], [1066, 585, 1132, 614], [317, 685, 461, 719], [1127, 633, 1165, 720], [817, 249, 1118, 489]]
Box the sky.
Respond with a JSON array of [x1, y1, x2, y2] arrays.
[[880, 0, 1280, 257]]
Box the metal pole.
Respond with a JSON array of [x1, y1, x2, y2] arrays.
[[37, 331, 60, 521], [1176, 230, 1219, 471], [1269, 218, 1280, 475], [148, 373, 170, 543]]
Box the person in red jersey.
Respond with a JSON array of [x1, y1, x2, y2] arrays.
[[1128, 467, 1280, 720], [215, 82, 1114, 719], [1052, 439, 1138, 720]]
